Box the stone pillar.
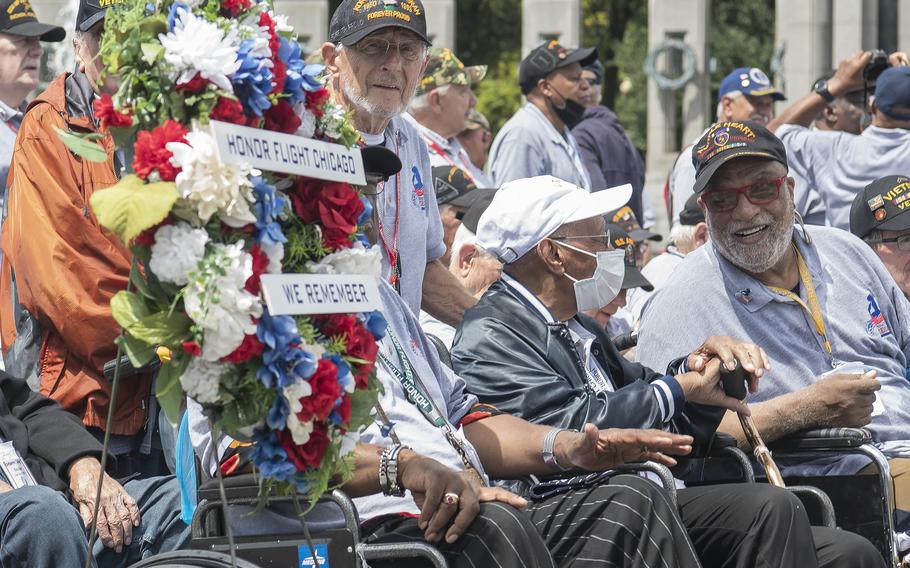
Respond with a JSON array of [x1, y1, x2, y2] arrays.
[[521, 0, 582, 56], [774, 0, 831, 102], [832, 0, 878, 62], [644, 0, 710, 234], [273, 0, 329, 53], [898, 0, 910, 52], [423, 0, 456, 48]]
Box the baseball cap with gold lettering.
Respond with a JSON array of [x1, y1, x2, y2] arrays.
[[329, 0, 429, 46], [0, 0, 64, 41], [850, 175, 910, 239], [605, 223, 653, 291], [76, 0, 124, 32]]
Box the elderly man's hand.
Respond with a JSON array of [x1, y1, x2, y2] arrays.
[[889, 51, 910, 67], [677, 358, 752, 415], [687, 335, 769, 391], [562, 424, 693, 470], [829, 51, 874, 96], [68, 456, 140, 553]]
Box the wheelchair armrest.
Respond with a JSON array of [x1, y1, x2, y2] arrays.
[[786, 485, 836, 528], [197, 473, 262, 501], [769, 427, 872, 452]]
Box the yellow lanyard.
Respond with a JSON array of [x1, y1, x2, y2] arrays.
[[766, 244, 833, 356]]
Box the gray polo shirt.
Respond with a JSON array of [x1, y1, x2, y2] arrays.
[[370, 115, 447, 314], [637, 225, 910, 456], [488, 103, 591, 189], [778, 123, 910, 230]]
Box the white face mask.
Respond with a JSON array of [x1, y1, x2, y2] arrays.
[[554, 241, 626, 312]]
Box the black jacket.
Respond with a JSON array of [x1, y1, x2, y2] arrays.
[[0, 371, 102, 493], [451, 280, 723, 452]]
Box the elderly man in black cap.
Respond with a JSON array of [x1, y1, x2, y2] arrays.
[[320, 0, 478, 329], [0, 0, 64, 205], [488, 41, 596, 188], [851, 175, 910, 299]]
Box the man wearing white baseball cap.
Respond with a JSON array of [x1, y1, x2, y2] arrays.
[[450, 176, 879, 568]]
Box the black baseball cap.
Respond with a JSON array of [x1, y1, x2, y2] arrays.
[[850, 175, 910, 239], [0, 0, 64, 41], [433, 165, 476, 206], [329, 0, 429, 46], [678, 193, 705, 226], [606, 205, 662, 243], [692, 120, 788, 194], [519, 40, 597, 95], [606, 223, 653, 292], [458, 189, 496, 234], [361, 146, 402, 182], [76, 0, 124, 32]]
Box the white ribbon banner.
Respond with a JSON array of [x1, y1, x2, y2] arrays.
[[210, 120, 366, 185], [260, 274, 381, 315]]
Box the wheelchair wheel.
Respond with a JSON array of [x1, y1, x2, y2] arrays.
[[129, 550, 262, 567]]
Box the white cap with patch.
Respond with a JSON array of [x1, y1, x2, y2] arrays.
[[476, 176, 633, 263]]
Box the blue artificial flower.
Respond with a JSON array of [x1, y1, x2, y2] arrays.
[[257, 309, 299, 351], [357, 196, 373, 226], [145, 2, 156, 15], [256, 310, 317, 389], [279, 38, 324, 105], [232, 39, 274, 116], [267, 393, 290, 430], [167, 2, 189, 31], [290, 474, 309, 493], [252, 177, 287, 245], [250, 430, 297, 481], [327, 354, 354, 394], [364, 311, 388, 340]]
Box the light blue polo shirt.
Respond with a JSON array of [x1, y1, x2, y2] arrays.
[[488, 103, 591, 190], [778, 123, 910, 230], [637, 225, 910, 456]]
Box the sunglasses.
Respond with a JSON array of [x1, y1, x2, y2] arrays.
[[701, 175, 787, 212], [868, 234, 910, 251]]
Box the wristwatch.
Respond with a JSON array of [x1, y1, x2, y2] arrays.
[[812, 79, 835, 103]]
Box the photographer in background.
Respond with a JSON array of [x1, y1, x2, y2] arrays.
[[768, 50, 910, 230]]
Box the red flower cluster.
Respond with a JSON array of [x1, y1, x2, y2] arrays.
[[296, 359, 341, 423], [219, 0, 251, 17], [182, 341, 202, 356], [259, 11, 284, 95], [244, 244, 270, 295], [318, 315, 376, 389], [211, 97, 246, 125], [279, 423, 330, 471], [305, 88, 330, 119], [133, 217, 172, 247], [132, 120, 188, 181], [264, 100, 301, 134], [92, 94, 132, 129], [223, 333, 264, 364], [176, 74, 209, 93], [290, 180, 363, 250]]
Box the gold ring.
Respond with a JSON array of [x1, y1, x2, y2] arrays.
[[443, 492, 460, 506]]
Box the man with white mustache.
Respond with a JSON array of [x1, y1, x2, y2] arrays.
[[668, 67, 785, 224], [638, 121, 910, 541], [321, 0, 477, 327]]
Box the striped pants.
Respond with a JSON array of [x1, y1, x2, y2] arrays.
[[362, 474, 700, 568]]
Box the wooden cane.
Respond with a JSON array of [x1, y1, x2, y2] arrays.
[[720, 360, 786, 488]]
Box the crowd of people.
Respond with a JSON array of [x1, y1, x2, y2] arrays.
[[0, 0, 909, 566]]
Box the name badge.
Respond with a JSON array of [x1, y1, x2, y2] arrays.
[[0, 442, 36, 488]]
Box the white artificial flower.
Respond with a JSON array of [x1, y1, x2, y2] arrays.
[[320, 106, 346, 140], [293, 102, 317, 139], [149, 222, 209, 285], [167, 130, 258, 227], [300, 341, 326, 360], [159, 7, 240, 92], [271, 13, 293, 34], [261, 241, 284, 274], [284, 380, 314, 445], [184, 242, 263, 361], [181, 358, 226, 404], [339, 432, 358, 457], [306, 242, 380, 278]]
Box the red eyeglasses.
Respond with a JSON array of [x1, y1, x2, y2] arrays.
[[700, 175, 787, 212]]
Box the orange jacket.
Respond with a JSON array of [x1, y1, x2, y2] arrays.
[[0, 73, 151, 435]]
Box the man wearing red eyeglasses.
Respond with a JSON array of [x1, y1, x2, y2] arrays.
[[637, 121, 910, 538]]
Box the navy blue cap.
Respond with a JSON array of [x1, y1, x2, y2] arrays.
[[718, 67, 786, 102], [874, 67, 910, 121]]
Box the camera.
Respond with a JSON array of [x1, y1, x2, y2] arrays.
[[865, 49, 891, 82]]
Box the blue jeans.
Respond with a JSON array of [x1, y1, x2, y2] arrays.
[[0, 476, 189, 568]]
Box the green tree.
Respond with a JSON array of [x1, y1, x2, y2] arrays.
[[708, 0, 776, 96]]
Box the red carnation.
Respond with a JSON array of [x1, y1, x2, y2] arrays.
[[132, 120, 188, 181], [222, 333, 264, 364], [346, 324, 378, 389], [264, 99, 300, 134], [219, 0, 251, 17], [296, 359, 342, 423], [318, 314, 357, 341], [305, 88, 330, 118], [182, 341, 202, 356], [290, 180, 363, 250], [271, 59, 287, 95], [211, 97, 246, 125], [337, 394, 351, 424], [176, 74, 209, 93], [92, 94, 132, 129], [244, 244, 270, 295], [279, 423, 330, 471], [258, 11, 280, 55]]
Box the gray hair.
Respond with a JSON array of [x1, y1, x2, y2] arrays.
[[449, 223, 497, 270], [863, 229, 884, 246], [716, 90, 743, 121], [408, 84, 450, 113], [669, 223, 698, 249]]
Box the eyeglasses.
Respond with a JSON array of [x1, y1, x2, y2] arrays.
[[701, 175, 787, 212], [352, 37, 427, 62], [869, 234, 910, 251], [551, 233, 613, 248]]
